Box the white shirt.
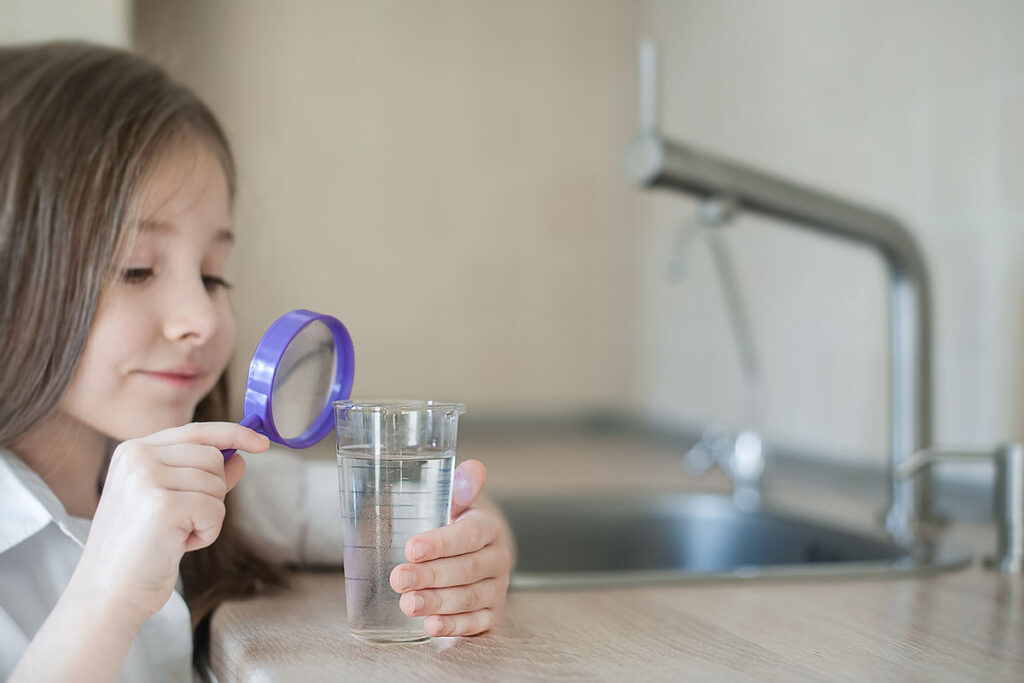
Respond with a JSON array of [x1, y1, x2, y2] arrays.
[[0, 447, 343, 682]]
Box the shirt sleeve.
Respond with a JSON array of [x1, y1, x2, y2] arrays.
[[0, 605, 29, 680], [230, 448, 344, 567]]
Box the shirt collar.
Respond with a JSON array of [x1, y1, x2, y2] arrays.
[[0, 449, 90, 553]]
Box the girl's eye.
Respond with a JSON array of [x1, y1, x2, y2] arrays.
[[202, 275, 234, 291], [122, 268, 232, 291], [122, 267, 153, 284]]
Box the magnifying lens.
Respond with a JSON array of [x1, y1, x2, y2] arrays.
[[222, 309, 355, 459]]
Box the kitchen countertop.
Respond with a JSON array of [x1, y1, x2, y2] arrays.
[[209, 428, 1024, 681]]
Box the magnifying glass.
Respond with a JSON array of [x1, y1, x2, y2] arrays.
[[222, 309, 355, 459]]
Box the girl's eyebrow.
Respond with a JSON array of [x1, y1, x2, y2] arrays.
[[139, 219, 234, 244]]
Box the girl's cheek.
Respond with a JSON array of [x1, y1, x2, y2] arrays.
[[219, 303, 237, 350], [213, 308, 236, 369]]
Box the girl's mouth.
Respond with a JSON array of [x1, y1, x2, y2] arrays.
[[136, 367, 204, 387]]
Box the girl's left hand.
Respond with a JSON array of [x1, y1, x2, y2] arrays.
[[389, 459, 513, 637]]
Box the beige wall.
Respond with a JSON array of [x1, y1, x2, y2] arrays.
[[1, 0, 129, 45], [133, 1, 1024, 468], [135, 0, 640, 420], [635, 0, 1024, 465]]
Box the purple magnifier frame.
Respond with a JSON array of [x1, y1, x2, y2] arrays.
[[223, 309, 355, 459]]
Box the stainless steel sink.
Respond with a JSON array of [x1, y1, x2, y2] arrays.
[[496, 492, 970, 589]]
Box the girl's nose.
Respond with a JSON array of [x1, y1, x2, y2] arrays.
[[162, 276, 220, 343]]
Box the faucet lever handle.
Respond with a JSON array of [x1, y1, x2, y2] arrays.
[[895, 447, 993, 478], [896, 444, 1023, 573]]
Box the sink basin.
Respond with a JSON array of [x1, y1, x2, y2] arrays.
[[495, 492, 970, 588]]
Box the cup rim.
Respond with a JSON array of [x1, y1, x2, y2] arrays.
[[333, 398, 466, 414]]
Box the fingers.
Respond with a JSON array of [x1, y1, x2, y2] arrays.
[[116, 439, 249, 493], [138, 421, 270, 453], [177, 491, 227, 552], [155, 448, 247, 505], [451, 459, 486, 518], [151, 443, 226, 476], [404, 508, 498, 563], [383, 461, 507, 638], [155, 466, 227, 498], [223, 452, 247, 492], [399, 577, 507, 618], [390, 544, 509, 592], [425, 609, 496, 638]]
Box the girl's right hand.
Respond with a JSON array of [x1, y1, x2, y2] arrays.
[[71, 422, 270, 629]]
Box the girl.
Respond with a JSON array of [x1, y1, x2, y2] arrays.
[[0, 42, 513, 682]]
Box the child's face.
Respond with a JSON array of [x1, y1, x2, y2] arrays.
[[61, 142, 237, 440]]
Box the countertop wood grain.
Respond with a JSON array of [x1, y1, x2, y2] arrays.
[[210, 429, 1024, 681]]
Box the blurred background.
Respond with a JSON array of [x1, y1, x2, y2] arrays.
[[3, 0, 1022, 479]]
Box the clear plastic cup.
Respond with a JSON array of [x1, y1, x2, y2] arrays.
[[334, 399, 465, 642]]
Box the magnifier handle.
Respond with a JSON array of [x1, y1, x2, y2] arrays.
[[222, 414, 265, 460]]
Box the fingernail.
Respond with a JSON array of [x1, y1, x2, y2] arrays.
[[431, 617, 448, 635], [398, 570, 413, 590], [411, 541, 427, 561], [413, 594, 425, 613], [454, 471, 472, 505]]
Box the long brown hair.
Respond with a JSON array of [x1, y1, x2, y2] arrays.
[[0, 41, 286, 650]]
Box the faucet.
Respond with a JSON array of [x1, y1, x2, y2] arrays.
[[625, 41, 933, 544]]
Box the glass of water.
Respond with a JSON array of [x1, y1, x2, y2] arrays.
[[334, 399, 466, 642]]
